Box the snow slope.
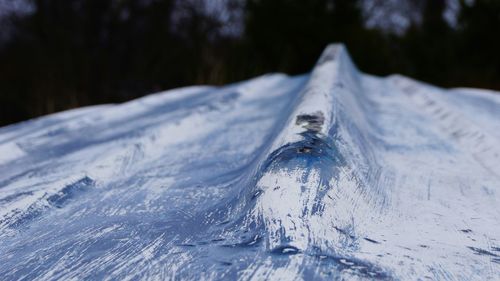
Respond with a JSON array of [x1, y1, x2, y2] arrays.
[[0, 44, 499, 280]]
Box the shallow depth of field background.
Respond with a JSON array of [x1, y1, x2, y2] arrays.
[[0, 0, 499, 126]]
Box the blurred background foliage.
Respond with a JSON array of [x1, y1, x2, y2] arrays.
[[0, 0, 499, 126]]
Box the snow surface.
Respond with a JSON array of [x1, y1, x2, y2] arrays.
[[0, 44, 499, 280]]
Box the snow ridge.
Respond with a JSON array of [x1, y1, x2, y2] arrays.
[[0, 44, 499, 280]]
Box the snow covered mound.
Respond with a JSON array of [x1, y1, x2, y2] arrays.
[[1, 44, 500, 280]]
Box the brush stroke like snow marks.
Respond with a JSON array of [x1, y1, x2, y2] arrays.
[[0, 44, 499, 280]]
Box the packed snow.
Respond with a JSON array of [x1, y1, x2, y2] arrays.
[[0, 44, 499, 280]]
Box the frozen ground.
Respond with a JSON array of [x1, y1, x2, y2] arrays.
[[0, 44, 499, 280]]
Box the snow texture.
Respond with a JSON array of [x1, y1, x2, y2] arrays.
[[0, 44, 499, 280]]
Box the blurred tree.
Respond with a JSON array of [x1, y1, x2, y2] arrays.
[[243, 0, 403, 76], [402, 0, 456, 86], [0, 0, 228, 125], [244, 0, 362, 73], [456, 0, 500, 89], [1, 0, 500, 126]]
